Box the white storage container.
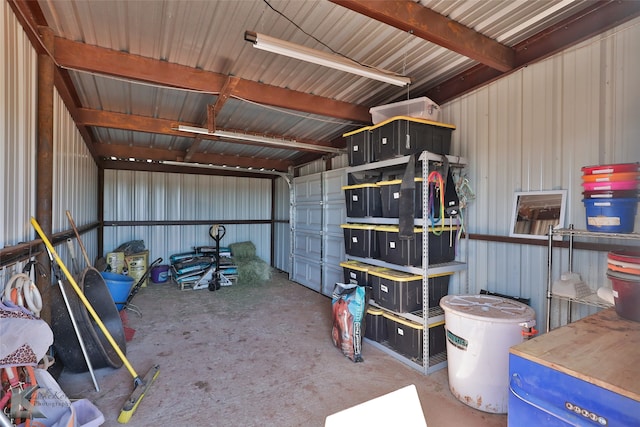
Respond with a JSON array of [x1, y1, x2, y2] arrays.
[[439, 294, 536, 414], [369, 96, 440, 124]]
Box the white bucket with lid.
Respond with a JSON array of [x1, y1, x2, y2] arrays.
[[440, 294, 536, 414]]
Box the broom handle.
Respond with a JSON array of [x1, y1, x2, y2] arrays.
[[31, 217, 139, 381], [66, 210, 92, 268]]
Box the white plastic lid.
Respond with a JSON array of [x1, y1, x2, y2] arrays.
[[440, 294, 535, 323]]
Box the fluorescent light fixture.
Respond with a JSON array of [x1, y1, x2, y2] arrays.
[[245, 31, 411, 87], [175, 125, 344, 154], [162, 160, 291, 180]]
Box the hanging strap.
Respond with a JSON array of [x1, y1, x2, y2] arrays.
[[398, 155, 415, 240]]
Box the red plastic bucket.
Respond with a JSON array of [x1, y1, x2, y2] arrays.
[[607, 271, 640, 322], [608, 249, 640, 264], [582, 180, 638, 191], [581, 162, 639, 175]]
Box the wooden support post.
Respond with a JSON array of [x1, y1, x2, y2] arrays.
[[35, 26, 55, 323]]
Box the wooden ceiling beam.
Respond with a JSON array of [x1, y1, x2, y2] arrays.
[[213, 77, 240, 118], [75, 108, 343, 153], [93, 143, 291, 171], [183, 136, 202, 163], [76, 108, 183, 136], [53, 38, 371, 123], [54, 37, 226, 93], [101, 159, 278, 179], [330, 0, 514, 72]]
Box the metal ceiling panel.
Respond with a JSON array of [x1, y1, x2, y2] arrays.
[[67, 70, 215, 121], [31, 0, 632, 172], [424, 0, 594, 45]]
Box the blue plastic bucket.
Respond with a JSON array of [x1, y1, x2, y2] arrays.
[[582, 198, 638, 233], [101, 272, 135, 310]]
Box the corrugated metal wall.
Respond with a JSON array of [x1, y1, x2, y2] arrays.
[[52, 90, 99, 263], [1, 0, 37, 250], [439, 17, 640, 329], [103, 171, 273, 267], [2, 2, 98, 280]]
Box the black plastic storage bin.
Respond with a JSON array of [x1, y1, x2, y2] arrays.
[[340, 260, 380, 287], [370, 117, 455, 162], [344, 126, 372, 166], [378, 178, 424, 218], [342, 183, 382, 218], [341, 224, 379, 259], [384, 313, 446, 360], [375, 225, 458, 267], [364, 307, 387, 343], [369, 268, 422, 313], [369, 268, 453, 313], [378, 170, 460, 219]]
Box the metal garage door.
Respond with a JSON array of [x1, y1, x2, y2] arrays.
[[291, 169, 346, 296]]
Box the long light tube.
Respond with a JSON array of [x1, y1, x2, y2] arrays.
[[245, 31, 411, 87], [175, 125, 344, 154]]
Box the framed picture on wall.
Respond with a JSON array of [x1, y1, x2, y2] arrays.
[[509, 190, 567, 240]]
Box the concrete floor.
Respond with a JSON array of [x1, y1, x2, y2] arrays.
[[57, 271, 507, 427]]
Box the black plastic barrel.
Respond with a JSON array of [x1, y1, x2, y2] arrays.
[[50, 267, 126, 372]]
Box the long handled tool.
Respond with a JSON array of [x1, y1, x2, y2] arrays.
[[31, 217, 159, 423], [123, 257, 163, 315], [66, 210, 93, 268], [46, 246, 100, 392], [66, 238, 81, 275]]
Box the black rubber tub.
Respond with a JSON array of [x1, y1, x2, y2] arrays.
[[51, 267, 126, 372]]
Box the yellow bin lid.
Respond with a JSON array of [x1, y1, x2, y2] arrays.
[[368, 268, 453, 281], [343, 126, 372, 137], [368, 268, 422, 282], [382, 312, 424, 330], [341, 183, 379, 190], [341, 224, 377, 230], [374, 225, 458, 233], [339, 260, 376, 272], [366, 307, 385, 316], [382, 311, 445, 329], [369, 115, 456, 131], [377, 178, 423, 186]]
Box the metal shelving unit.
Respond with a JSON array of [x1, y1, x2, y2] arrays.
[[545, 224, 640, 332], [345, 151, 467, 374]]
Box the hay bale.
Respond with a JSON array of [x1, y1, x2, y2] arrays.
[[229, 241, 256, 259], [236, 256, 272, 285], [228, 241, 271, 285]]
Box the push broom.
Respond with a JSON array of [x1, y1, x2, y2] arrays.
[[31, 217, 159, 423]]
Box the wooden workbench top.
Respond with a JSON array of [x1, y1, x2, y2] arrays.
[[510, 308, 640, 402]]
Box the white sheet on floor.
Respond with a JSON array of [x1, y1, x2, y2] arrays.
[[324, 384, 427, 427]]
